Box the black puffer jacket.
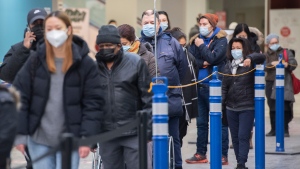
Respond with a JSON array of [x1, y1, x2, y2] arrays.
[[0, 42, 33, 83], [97, 50, 152, 137], [13, 36, 104, 138], [0, 86, 18, 168], [222, 53, 265, 110]]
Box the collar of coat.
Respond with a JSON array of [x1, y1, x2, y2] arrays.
[[189, 28, 227, 46]]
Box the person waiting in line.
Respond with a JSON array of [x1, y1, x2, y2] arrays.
[[13, 11, 104, 169], [188, 13, 202, 41], [0, 85, 19, 169], [232, 23, 261, 53], [222, 38, 265, 169], [264, 34, 297, 137], [108, 19, 117, 27], [185, 13, 229, 165], [230, 23, 264, 149], [95, 25, 152, 169], [169, 27, 199, 147], [117, 23, 158, 169], [158, 11, 171, 32], [118, 24, 158, 78], [0, 8, 48, 169], [0, 8, 47, 83], [140, 9, 188, 169]]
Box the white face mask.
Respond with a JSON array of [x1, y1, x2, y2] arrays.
[[46, 29, 68, 48]]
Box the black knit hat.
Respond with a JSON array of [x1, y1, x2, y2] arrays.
[[96, 25, 121, 44]]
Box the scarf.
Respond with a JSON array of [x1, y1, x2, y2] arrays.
[[231, 58, 244, 75], [128, 40, 140, 54]]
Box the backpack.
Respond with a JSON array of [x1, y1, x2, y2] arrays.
[[283, 49, 300, 94]]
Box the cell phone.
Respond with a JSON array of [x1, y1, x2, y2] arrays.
[[27, 26, 33, 43]]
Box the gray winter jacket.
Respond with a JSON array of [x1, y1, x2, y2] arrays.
[[265, 47, 298, 102]]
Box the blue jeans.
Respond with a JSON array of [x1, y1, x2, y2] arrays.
[[27, 138, 79, 169], [196, 85, 229, 157], [196, 86, 209, 155], [226, 109, 254, 165], [222, 124, 229, 157], [169, 116, 182, 168]]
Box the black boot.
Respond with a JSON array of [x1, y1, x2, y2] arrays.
[[266, 111, 276, 136]]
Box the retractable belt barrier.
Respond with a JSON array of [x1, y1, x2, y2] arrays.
[[12, 119, 140, 169]]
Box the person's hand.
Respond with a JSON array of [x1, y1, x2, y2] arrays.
[[203, 61, 210, 66], [16, 144, 26, 154], [271, 61, 279, 66], [195, 37, 204, 47], [79, 146, 90, 158], [243, 58, 251, 67], [283, 62, 288, 68], [90, 147, 97, 153], [23, 31, 36, 49]]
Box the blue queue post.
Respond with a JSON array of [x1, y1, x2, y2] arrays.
[[152, 77, 169, 169], [254, 64, 265, 169], [275, 54, 285, 152], [209, 66, 222, 169]]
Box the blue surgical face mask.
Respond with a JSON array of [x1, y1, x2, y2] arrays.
[[143, 24, 156, 37], [199, 26, 211, 37], [231, 49, 243, 60], [160, 22, 168, 31], [270, 44, 280, 51], [122, 45, 130, 51]]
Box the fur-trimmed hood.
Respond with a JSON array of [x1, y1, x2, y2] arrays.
[[189, 29, 227, 45]]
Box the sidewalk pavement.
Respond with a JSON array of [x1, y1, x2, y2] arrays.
[[10, 103, 300, 169]]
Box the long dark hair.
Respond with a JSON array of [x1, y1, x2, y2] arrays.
[[158, 11, 171, 31], [227, 38, 252, 61], [232, 23, 251, 39]]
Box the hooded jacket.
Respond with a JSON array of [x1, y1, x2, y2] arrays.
[[97, 50, 152, 137], [189, 28, 228, 79], [13, 36, 104, 138], [137, 42, 158, 78], [140, 29, 188, 117]]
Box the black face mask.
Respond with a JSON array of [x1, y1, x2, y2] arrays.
[[31, 24, 44, 42], [95, 48, 118, 63]]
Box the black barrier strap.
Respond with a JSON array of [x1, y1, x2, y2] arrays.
[[78, 119, 139, 146], [12, 145, 60, 169]]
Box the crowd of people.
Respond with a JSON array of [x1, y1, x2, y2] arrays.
[[0, 6, 297, 169]]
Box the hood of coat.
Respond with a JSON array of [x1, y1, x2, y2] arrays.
[[189, 28, 227, 45]]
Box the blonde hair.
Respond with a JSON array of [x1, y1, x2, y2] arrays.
[[44, 11, 73, 73]]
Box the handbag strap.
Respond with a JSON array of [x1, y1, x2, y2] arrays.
[[283, 49, 288, 62]]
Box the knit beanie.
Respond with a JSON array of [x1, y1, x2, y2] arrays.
[[96, 25, 121, 44], [266, 33, 279, 44], [200, 13, 219, 28]]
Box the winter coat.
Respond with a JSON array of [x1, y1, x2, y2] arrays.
[[138, 42, 158, 78], [0, 42, 34, 83], [222, 53, 265, 110], [13, 36, 104, 138], [0, 86, 18, 168], [189, 29, 228, 79], [265, 47, 298, 102], [182, 50, 199, 119], [97, 50, 152, 137], [140, 29, 188, 117]]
